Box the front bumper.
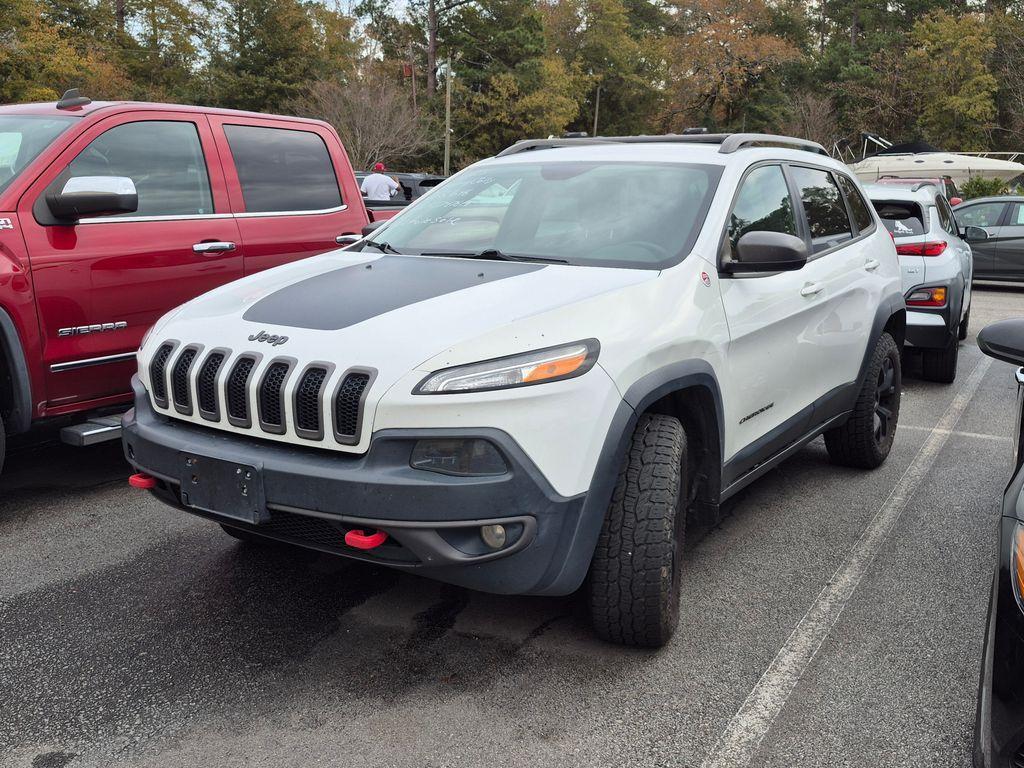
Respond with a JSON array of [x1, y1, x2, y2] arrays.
[[122, 377, 599, 596]]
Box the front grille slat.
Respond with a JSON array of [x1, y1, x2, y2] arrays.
[[294, 367, 328, 438], [149, 343, 174, 407], [171, 347, 198, 413], [197, 352, 226, 419], [334, 371, 371, 443], [226, 356, 257, 426], [258, 361, 291, 433]]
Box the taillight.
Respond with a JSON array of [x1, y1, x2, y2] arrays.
[[895, 241, 947, 256], [906, 286, 947, 307]]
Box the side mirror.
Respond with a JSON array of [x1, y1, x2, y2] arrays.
[[335, 234, 361, 247], [46, 176, 137, 221], [964, 225, 988, 242], [361, 220, 385, 238], [978, 319, 1024, 366], [728, 231, 808, 273], [949, 197, 963, 207]]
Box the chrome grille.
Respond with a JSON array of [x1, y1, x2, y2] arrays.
[[149, 344, 174, 407], [334, 371, 370, 442], [171, 347, 198, 413], [258, 361, 291, 432], [197, 352, 225, 419], [294, 367, 327, 437], [226, 356, 257, 425]]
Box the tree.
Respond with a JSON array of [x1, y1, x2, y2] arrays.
[[288, 73, 438, 170], [906, 10, 996, 150]]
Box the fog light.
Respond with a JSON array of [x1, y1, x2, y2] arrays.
[[410, 439, 507, 476], [481, 524, 507, 550]]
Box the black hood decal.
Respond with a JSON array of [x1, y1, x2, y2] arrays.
[[242, 256, 544, 331]]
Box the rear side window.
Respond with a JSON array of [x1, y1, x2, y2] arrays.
[[836, 174, 873, 233], [935, 195, 957, 234], [224, 125, 342, 213], [727, 165, 798, 257], [872, 201, 925, 237], [67, 120, 213, 217], [955, 202, 1006, 228], [790, 167, 853, 253]]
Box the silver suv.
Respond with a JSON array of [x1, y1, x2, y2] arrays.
[[864, 182, 972, 382]]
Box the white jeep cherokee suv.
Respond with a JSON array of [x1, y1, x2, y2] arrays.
[[124, 133, 906, 647], [864, 182, 972, 383]]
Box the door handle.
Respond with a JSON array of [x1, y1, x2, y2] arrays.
[[865, 258, 880, 271], [192, 241, 236, 254], [800, 282, 824, 297]]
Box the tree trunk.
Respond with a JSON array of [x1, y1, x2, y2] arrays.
[[115, 0, 125, 34], [427, 0, 438, 94]]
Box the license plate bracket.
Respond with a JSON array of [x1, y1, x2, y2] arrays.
[[178, 452, 268, 524]]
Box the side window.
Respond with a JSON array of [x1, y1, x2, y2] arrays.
[[790, 166, 853, 253], [935, 196, 956, 234], [727, 165, 798, 258], [955, 202, 1006, 229], [1011, 204, 1024, 226], [224, 125, 342, 213], [836, 174, 873, 233], [66, 121, 213, 217]]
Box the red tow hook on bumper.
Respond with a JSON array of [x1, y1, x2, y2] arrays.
[[345, 529, 388, 550], [128, 473, 157, 489]]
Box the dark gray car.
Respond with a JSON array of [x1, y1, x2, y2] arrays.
[[954, 196, 1024, 281]]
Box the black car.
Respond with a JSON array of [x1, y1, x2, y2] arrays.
[[955, 196, 1024, 282], [974, 319, 1024, 767]]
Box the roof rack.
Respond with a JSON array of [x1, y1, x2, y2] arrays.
[[496, 132, 827, 158], [56, 88, 91, 110]]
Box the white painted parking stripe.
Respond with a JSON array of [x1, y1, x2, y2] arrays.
[[898, 424, 1011, 442], [699, 355, 993, 768]]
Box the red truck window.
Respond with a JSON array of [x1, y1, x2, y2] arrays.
[[223, 124, 342, 213], [64, 121, 214, 217]]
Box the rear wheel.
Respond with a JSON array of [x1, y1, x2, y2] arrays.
[[588, 413, 687, 648], [922, 337, 959, 383], [825, 331, 901, 469]]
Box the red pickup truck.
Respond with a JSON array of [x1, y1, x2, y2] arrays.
[[0, 91, 396, 474]]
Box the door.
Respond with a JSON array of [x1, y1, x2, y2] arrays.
[[19, 112, 242, 408], [720, 164, 841, 464], [954, 200, 1008, 277], [992, 203, 1024, 280], [208, 116, 368, 274]]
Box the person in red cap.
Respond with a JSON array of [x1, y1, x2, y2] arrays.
[[361, 161, 401, 201]]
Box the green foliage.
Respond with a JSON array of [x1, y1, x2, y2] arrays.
[[961, 176, 1010, 199]]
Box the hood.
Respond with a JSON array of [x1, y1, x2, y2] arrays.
[[147, 250, 655, 388]]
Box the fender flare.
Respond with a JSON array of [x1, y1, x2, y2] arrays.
[[856, 292, 906, 388], [535, 359, 725, 596], [0, 306, 33, 434]]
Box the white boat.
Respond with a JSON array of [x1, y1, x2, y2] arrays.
[[837, 133, 1024, 186]]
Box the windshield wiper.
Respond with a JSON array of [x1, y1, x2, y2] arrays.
[[362, 240, 403, 255], [419, 248, 568, 264]]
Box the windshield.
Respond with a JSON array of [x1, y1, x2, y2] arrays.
[[0, 115, 77, 195], [363, 161, 722, 269]]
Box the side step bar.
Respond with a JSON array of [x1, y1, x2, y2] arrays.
[[60, 415, 123, 447]]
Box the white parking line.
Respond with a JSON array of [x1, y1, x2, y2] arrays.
[[898, 424, 1011, 443], [699, 355, 993, 768]]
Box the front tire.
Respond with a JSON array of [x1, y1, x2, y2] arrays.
[[825, 331, 901, 469], [588, 413, 686, 648], [0, 411, 5, 478]]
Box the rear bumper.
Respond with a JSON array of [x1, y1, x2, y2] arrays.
[[904, 278, 960, 349], [122, 377, 597, 596]]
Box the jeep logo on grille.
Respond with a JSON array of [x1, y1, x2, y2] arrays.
[[248, 330, 289, 347]]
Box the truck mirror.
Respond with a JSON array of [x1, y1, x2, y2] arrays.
[[46, 176, 138, 221]]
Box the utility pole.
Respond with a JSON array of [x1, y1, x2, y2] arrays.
[[444, 58, 452, 176], [592, 85, 601, 137]]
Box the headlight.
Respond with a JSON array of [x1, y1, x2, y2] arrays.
[[1013, 523, 1024, 612], [414, 339, 599, 394]]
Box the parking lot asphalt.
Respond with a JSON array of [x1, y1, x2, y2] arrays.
[[2, 285, 1022, 768]]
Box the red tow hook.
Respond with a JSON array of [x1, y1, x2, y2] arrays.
[[345, 529, 388, 550], [128, 473, 157, 489]]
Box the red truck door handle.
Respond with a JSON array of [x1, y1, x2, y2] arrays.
[[193, 241, 236, 255]]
